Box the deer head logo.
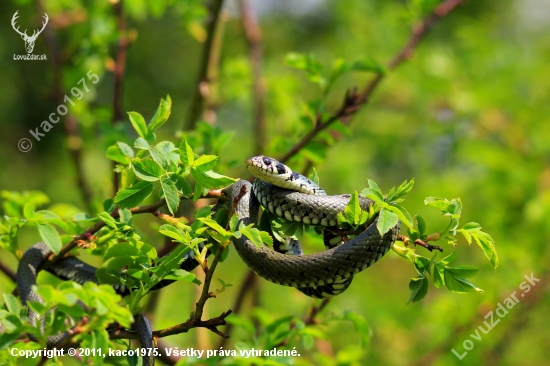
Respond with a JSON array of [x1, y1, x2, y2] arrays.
[[11, 11, 49, 54]]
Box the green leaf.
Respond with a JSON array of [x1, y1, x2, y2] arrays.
[[179, 140, 194, 167], [360, 188, 384, 203], [433, 263, 445, 288], [163, 269, 197, 283], [349, 58, 386, 74], [148, 95, 172, 132], [343, 311, 371, 348], [191, 169, 236, 191], [193, 155, 219, 171], [3, 294, 20, 315], [462, 222, 482, 232], [376, 209, 399, 235], [23, 203, 35, 219], [169, 174, 192, 197], [160, 176, 180, 215], [344, 191, 367, 227], [128, 112, 148, 139], [308, 167, 320, 186], [239, 223, 264, 248], [37, 223, 62, 254], [103, 243, 140, 262], [387, 204, 413, 229], [106, 144, 131, 164], [98, 212, 118, 229], [472, 232, 499, 269], [226, 314, 256, 336], [158, 224, 188, 243], [134, 137, 150, 150], [407, 276, 428, 304], [284, 53, 323, 74], [445, 266, 480, 279], [114, 181, 153, 209], [198, 218, 229, 237], [444, 269, 484, 293], [150, 146, 170, 169], [132, 158, 163, 181], [416, 215, 427, 236]]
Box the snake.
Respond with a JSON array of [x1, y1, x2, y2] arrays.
[[226, 156, 400, 298], [15, 155, 400, 361]]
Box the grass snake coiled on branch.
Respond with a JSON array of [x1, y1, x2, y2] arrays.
[[16, 156, 400, 363]]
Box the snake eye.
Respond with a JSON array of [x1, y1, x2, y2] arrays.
[[262, 157, 272, 166]]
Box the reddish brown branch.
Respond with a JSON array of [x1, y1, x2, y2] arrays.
[[39, 1, 94, 212], [239, 0, 267, 156], [110, 310, 232, 340], [0, 260, 16, 282], [278, 0, 463, 164], [112, 0, 129, 193], [183, 0, 225, 130]]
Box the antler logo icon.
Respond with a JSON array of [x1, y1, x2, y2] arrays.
[[11, 11, 49, 54]]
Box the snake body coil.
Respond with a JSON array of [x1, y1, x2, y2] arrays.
[[16, 156, 399, 359]]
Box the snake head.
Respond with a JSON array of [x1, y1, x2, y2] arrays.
[[246, 156, 293, 180]]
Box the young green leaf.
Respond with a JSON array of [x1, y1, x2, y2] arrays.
[[407, 276, 428, 304], [444, 269, 484, 293], [160, 177, 180, 215], [132, 158, 163, 182], [114, 181, 153, 209], [179, 140, 195, 167], [148, 95, 172, 132], [376, 209, 399, 235], [37, 223, 62, 254], [128, 112, 148, 139]]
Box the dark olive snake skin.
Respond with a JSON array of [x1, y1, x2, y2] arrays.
[[228, 156, 400, 298]]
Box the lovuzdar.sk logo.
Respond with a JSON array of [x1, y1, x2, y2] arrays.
[[11, 10, 48, 60]]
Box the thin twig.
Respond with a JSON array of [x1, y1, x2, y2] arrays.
[[239, 0, 267, 155], [183, 0, 225, 130], [112, 0, 129, 193], [278, 0, 464, 164], [38, 0, 94, 212], [110, 310, 233, 340], [0, 261, 16, 282]]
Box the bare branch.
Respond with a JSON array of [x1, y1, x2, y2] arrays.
[[38, 1, 93, 212], [112, 0, 129, 193], [183, 0, 225, 130], [0, 260, 16, 282], [239, 0, 267, 155]]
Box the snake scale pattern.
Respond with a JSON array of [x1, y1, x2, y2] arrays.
[[15, 156, 400, 364]]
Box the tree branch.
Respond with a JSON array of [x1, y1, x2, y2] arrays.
[[0, 260, 16, 282], [38, 1, 94, 212], [278, 0, 463, 164], [239, 0, 267, 156], [112, 0, 129, 193], [110, 310, 232, 340], [183, 0, 225, 130]]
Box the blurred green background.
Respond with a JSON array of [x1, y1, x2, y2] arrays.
[[1, 0, 550, 365]]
